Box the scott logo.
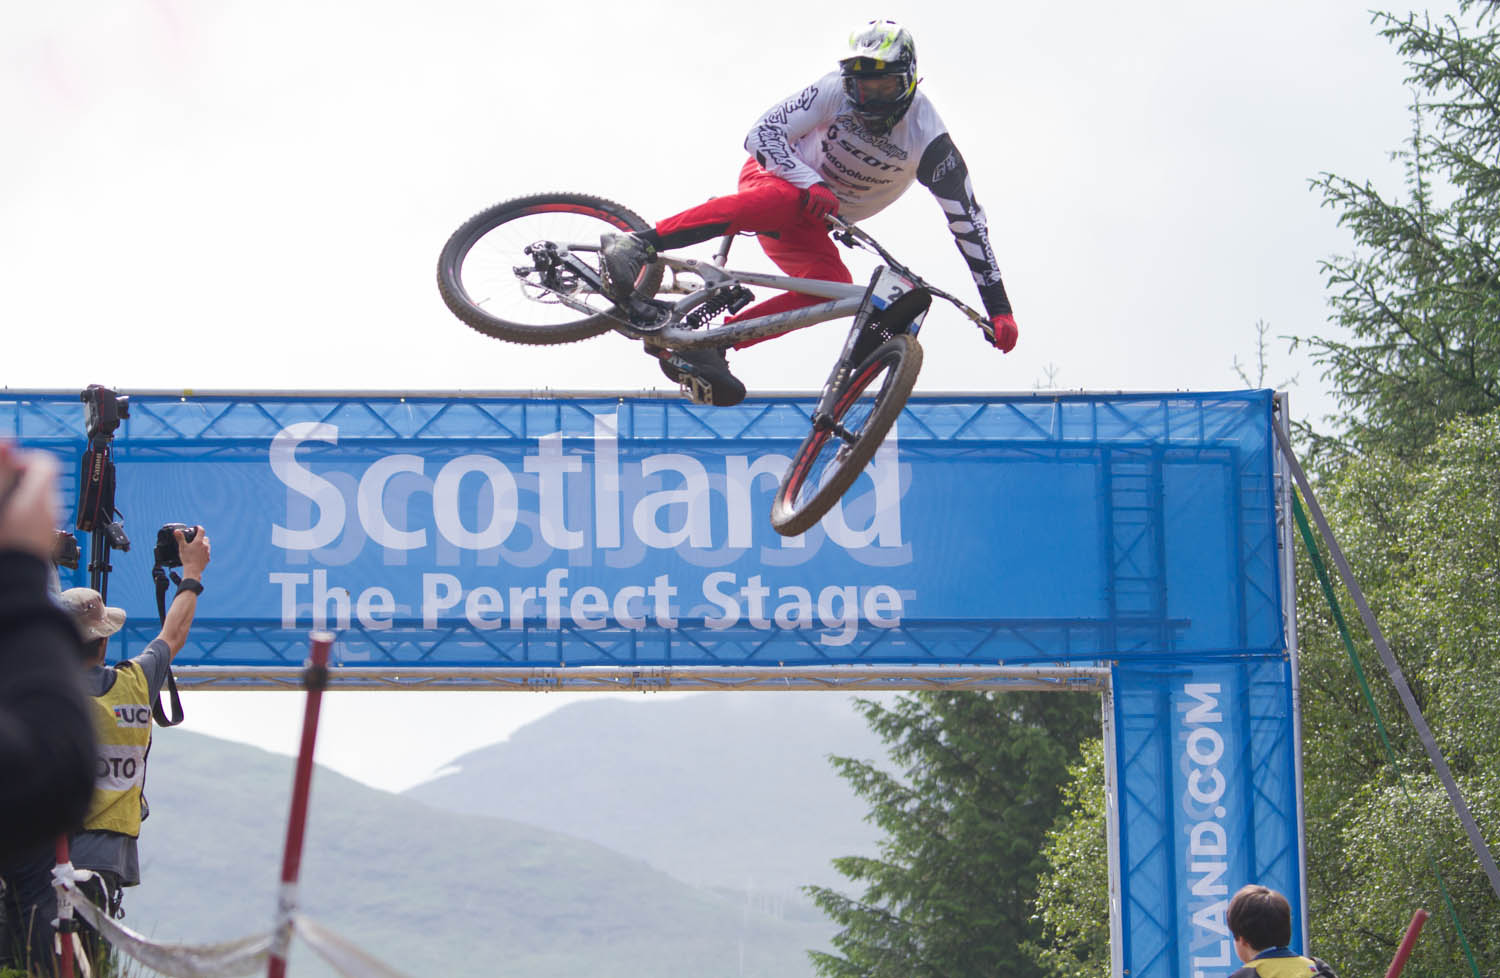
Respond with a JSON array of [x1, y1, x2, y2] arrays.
[[836, 138, 899, 172]]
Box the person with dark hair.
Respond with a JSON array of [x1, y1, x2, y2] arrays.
[[1227, 884, 1338, 978], [0, 442, 96, 977], [60, 525, 210, 968]]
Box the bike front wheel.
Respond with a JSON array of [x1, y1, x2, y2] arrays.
[[436, 193, 664, 344], [770, 334, 923, 537]]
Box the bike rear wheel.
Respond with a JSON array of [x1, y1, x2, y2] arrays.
[[436, 193, 664, 344], [770, 334, 923, 537]]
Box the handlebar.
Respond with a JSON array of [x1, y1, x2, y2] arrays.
[[825, 215, 989, 329]]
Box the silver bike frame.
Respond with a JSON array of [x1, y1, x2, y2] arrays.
[[547, 218, 985, 351], [646, 256, 868, 350]]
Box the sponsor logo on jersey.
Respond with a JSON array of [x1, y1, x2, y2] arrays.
[[750, 85, 823, 175], [930, 149, 960, 183], [833, 112, 909, 160], [835, 136, 901, 172], [819, 152, 895, 186], [818, 115, 908, 191], [112, 703, 152, 728], [762, 85, 819, 126], [751, 125, 798, 173]]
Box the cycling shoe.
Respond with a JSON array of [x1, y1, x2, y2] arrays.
[[598, 233, 656, 301], [656, 347, 746, 407]]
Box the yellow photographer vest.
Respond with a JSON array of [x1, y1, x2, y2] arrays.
[[84, 662, 153, 837]]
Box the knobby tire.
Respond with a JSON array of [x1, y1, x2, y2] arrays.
[[436, 192, 663, 345]]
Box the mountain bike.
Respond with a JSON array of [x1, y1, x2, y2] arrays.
[[436, 193, 993, 537]]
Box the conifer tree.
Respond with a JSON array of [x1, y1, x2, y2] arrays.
[[1032, 7, 1500, 974], [1301, 2, 1500, 461], [807, 691, 1097, 978]]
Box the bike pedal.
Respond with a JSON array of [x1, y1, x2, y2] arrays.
[[678, 374, 715, 406]]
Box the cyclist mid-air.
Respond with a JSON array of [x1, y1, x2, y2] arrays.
[[598, 19, 1020, 407]]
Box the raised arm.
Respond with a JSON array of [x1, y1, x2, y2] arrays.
[[916, 133, 1018, 352], [157, 526, 211, 658]]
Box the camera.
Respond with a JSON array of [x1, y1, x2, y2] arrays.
[[153, 523, 197, 568], [52, 530, 80, 570], [81, 385, 129, 444]]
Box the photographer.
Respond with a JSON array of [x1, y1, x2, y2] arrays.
[[59, 525, 210, 964], [0, 442, 97, 975]]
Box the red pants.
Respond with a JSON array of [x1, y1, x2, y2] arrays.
[[655, 159, 853, 333]]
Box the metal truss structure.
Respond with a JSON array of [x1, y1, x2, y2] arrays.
[[172, 662, 1113, 692], [3, 388, 1304, 978], [4, 388, 1284, 675]]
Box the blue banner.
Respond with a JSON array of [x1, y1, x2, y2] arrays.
[[7, 390, 1283, 669], [1113, 658, 1302, 978], [5, 388, 1304, 978]]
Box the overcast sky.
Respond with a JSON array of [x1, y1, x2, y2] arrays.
[[3, 1, 1437, 790]]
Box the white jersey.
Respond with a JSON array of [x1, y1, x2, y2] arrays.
[[744, 73, 1012, 317], [745, 71, 945, 223]]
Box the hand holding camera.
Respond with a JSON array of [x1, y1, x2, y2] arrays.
[[154, 523, 211, 581], [147, 522, 211, 726]]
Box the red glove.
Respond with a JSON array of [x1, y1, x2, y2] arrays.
[[799, 183, 839, 220], [988, 312, 1018, 353]]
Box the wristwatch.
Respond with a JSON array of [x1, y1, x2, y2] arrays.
[[177, 577, 204, 596]]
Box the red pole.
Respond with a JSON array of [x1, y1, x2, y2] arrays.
[[54, 835, 74, 978], [266, 631, 335, 978], [1383, 909, 1430, 978]]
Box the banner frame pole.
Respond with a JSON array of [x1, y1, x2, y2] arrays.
[[266, 631, 335, 978]]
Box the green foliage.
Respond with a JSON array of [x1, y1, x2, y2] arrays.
[[1295, 410, 1500, 977], [1291, 6, 1500, 961], [1028, 739, 1110, 978], [1300, 2, 1500, 461], [1020, 8, 1500, 975], [806, 691, 1098, 978]]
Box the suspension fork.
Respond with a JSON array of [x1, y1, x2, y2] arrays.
[[809, 265, 929, 440]]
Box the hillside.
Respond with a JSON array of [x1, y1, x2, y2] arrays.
[[403, 692, 892, 900], [127, 729, 837, 978]]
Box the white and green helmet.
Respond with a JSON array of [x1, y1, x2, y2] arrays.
[[839, 19, 919, 131]]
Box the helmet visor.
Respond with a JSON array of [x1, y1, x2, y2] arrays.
[[852, 74, 906, 105], [841, 58, 913, 113]]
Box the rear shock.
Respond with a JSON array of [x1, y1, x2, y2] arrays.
[[684, 286, 755, 329]]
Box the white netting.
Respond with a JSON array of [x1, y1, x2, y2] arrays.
[[52, 873, 410, 978], [291, 915, 414, 978], [60, 878, 272, 977]]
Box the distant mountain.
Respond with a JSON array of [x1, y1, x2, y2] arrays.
[[403, 692, 893, 900], [126, 729, 841, 978]]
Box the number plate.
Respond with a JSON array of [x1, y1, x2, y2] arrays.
[[868, 267, 917, 310]]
